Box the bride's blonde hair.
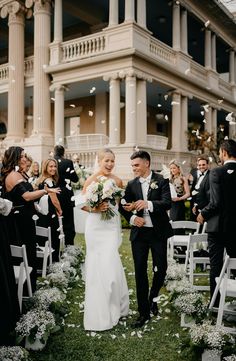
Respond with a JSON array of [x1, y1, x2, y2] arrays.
[[97, 148, 115, 162]]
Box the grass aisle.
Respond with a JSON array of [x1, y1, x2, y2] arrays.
[[30, 230, 199, 361]]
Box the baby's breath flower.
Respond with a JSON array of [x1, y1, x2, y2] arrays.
[[32, 287, 65, 309], [46, 272, 69, 289], [0, 346, 29, 361], [166, 258, 186, 280]]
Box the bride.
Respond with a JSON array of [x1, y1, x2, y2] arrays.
[[78, 148, 129, 331]]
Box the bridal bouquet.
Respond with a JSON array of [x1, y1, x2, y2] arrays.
[[85, 176, 124, 220]]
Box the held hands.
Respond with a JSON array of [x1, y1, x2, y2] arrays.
[[122, 200, 148, 212], [172, 197, 180, 202]]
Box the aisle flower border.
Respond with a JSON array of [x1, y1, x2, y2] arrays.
[[0, 245, 84, 360]]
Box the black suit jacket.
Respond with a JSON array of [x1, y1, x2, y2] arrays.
[[201, 162, 236, 233], [120, 172, 173, 241], [192, 170, 210, 211], [54, 156, 78, 187]]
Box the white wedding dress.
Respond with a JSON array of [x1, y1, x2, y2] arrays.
[[77, 195, 129, 331]]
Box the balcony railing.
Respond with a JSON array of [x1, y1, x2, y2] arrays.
[[66, 133, 109, 151], [0, 64, 9, 81], [147, 135, 168, 150], [149, 38, 176, 66], [61, 33, 106, 63]]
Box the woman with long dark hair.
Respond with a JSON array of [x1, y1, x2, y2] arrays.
[[1, 147, 60, 290]]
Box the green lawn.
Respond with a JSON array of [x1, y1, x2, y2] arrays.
[[29, 230, 200, 361]]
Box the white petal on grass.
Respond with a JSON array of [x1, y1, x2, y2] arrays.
[[131, 331, 136, 336], [110, 334, 116, 339]]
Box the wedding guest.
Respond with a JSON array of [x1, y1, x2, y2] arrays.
[[36, 158, 62, 262], [169, 159, 190, 222], [1, 146, 60, 291], [28, 161, 40, 189], [0, 197, 20, 345], [197, 139, 236, 305], [121, 150, 173, 328], [191, 156, 210, 220], [54, 145, 78, 245]]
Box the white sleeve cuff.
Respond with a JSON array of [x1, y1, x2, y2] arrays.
[[147, 201, 153, 212], [130, 215, 137, 225]]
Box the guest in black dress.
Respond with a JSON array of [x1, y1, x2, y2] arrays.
[[36, 158, 62, 262], [54, 145, 78, 245], [1, 147, 60, 291], [169, 159, 190, 222], [0, 197, 20, 345]]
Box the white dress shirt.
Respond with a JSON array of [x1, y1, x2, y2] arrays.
[[130, 172, 154, 228]]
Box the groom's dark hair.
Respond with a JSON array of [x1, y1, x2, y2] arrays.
[[130, 150, 151, 166]]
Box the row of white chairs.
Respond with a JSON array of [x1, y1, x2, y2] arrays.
[[11, 225, 54, 313]]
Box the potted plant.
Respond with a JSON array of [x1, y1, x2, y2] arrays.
[[173, 292, 208, 327], [15, 309, 57, 351], [0, 346, 30, 361], [189, 321, 235, 361]]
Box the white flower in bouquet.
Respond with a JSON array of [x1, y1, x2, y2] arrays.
[[85, 176, 124, 221], [32, 287, 66, 310], [15, 309, 56, 343], [0, 346, 29, 361], [190, 321, 235, 351], [224, 355, 236, 361]]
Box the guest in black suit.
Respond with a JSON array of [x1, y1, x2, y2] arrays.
[[54, 145, 78, 245], [191, 156, 210, 219], [197, 139, 236, 304], [120, 150, 173, 327]]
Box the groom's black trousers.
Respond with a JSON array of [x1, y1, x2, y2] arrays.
[[131, 227, 167, 317]]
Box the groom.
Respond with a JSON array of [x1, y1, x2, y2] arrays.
[[120, 150, 173, 328]]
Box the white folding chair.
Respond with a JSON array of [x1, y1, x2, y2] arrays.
[[10, 244, 33, 313], [168, 221, 200, 261], [209, 255, 236, 334], [185, 233, 210, 291], [58, 216, 65, 259], [36, 226, 54, 278]]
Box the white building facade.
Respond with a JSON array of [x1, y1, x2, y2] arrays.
[[0, 0, 235, 179]]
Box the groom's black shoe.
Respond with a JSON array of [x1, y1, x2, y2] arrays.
[[150, 302, 159, 316], [131, 315, 150, 328]]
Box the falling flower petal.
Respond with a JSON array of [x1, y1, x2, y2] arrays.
[[171, 101, 180, 106], [32, 214, 39, 221], [217, 99, 224, 104], [164, 94, 168, 100], [204, 20, 210, 27], [184, 68, 190, 75], [88, 111, 94, 117], [226, 112, 233, 122], [15, 166, 19, 172], [202, 104, 209, 112]]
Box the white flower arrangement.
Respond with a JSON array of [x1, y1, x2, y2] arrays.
[[32, 287, 66, 310], [46, 271, 69, 289], [174, 292, 208, 321], [224, 355, 236, 361], [166, 277, 194, 296], [63, 245, 82, 258], [15, 309, 56, 344], [0, 346, 29, 361], [60, 254, 80, 267], [165, 258, 186, 281], [190, 320, 235, 351], [85, 176, 124, 220]]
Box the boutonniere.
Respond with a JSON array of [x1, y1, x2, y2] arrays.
[[150, 181, 158, 190]]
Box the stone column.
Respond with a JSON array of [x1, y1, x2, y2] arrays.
[[109, 76, 120, 146], [171, 92, 181, 151], [1, 2, 25, 140], [125, 0, 135, 22], [204, 106, 212, 134], [180, 9, 188, 54], [54, 85, 65, 145], [108, 0, 118, 27], [125, 74, 136, 145], [181, 96, 188, 151], [211, 33, 216, 71], [204, 29, 212, 69], [53, 0, 62, 42], [212, 108, 217, 142], [136, 79, 147, 145], [31, 0, 52, 136], [172, 1, 181, 51], [229, 50, 235, 84], [137, 0, 146, 28]]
